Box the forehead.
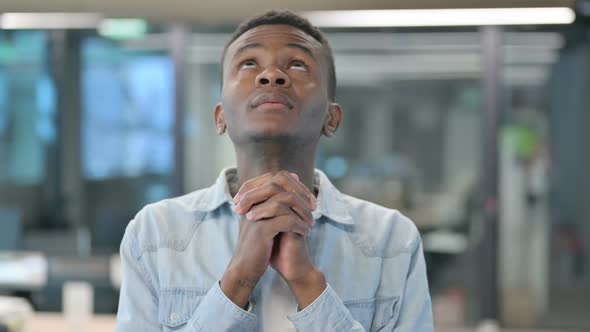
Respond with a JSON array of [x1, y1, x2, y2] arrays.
[[226, 24, 324, 60]]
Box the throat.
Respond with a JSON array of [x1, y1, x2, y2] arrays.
[[234, 138, 317, 194]]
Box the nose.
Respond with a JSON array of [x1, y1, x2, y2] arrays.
[[255, 67, 291, 88]]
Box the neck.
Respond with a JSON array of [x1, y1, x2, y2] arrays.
[[233, 137, 317, 195]]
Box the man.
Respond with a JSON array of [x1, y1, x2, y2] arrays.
[[116, 9, 433, 332]]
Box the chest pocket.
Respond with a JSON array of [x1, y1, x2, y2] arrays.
[[158, 288, 207, 331], [344, 296, 399, 332]]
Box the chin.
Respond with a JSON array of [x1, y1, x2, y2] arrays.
[[246, 128, 294, 143], [243, 120, 289, 135], [250, 133, 293, 143]]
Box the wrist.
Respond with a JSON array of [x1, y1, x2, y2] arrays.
[[287, 268, 327, 309], [220, 265, 259, 310]]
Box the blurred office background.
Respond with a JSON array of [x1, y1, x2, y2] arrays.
[[0, 0, 589, 331]]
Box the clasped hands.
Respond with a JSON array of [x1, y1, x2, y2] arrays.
[[220, 171, 326, 310]]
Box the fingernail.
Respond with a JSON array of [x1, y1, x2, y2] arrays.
[[246, 211, 255, 219], [290, 173, 299, 180]]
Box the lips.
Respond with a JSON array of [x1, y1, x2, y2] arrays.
[[250, 92, 294, 109]]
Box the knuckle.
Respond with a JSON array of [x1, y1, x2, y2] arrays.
[[289, 192, 300, 202], [275, 191, 290, 201], [286, 214, 298, 225], [271, 201, 283, 214], [248, 205, 259, 214], [274, 171, 289, 183], [286, 192, 301, 206], [270, 182, 283, 192], [242, 178, 255, 187], [238, 195, 250, 207]]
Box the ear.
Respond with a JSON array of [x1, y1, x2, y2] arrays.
[[214, 103, 226, 134], [322, 103, 343, 137]]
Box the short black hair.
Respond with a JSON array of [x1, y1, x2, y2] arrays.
[[221, 9, 336, 101]]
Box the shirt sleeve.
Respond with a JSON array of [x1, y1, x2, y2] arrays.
[[391, 238, 434, 331], [287, 234, 433, 332], [287, 283, 366, 332], [115, 221, 258, 332], [187, 281, 257, 331], [115, 222, 161, 332]]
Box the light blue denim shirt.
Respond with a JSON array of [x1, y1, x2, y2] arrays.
[[116, 168, 433, 331]]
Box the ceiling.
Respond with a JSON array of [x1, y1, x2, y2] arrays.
[[0, 0, 576, 24]]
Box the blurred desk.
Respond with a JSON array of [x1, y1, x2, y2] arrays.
[[25, 313, 116, 332], [109, 254, 121, 290], [0, 251, 47, 290]]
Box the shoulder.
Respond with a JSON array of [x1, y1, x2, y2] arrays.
[[123, 187, 212, 253], [340, 193, 421, 258]]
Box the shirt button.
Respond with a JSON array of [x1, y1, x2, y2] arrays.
[[170, 312, 180, 322]]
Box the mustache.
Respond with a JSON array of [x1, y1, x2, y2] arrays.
[[249, 92, 294, 109]]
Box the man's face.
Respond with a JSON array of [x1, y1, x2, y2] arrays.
[[219, 24, 330, 142]]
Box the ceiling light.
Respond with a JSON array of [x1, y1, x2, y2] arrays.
[[0, 13, 101, 29], [303, 7, 575, 28]]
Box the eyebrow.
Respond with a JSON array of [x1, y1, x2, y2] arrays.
[[234, 43, 263, 58], [232, 42, 317, 61], [286, 43, 316, 60]]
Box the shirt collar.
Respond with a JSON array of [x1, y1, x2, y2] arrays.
[[192, 167, 353, 226]]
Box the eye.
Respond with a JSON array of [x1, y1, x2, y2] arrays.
[[289, 60, 307, 71], [240, 59, 257, 69]]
